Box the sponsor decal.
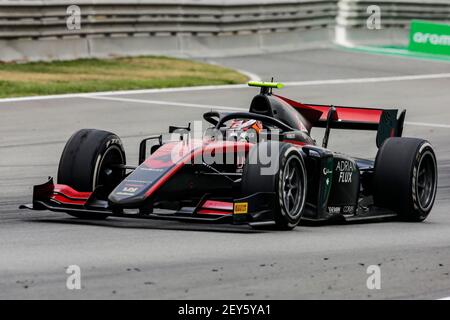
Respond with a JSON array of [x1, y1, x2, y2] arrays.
[[343, 205, 355, 215], [286, 133, 296, 139], [320, 157, 334, 209], [338, 171, 352, 183], [115, 192, 136, 196], [328, 206, 354, 215], [328, 206, 341, 214], [335, 160, 355, 171], [234, 202, 248, 214], [408, 20, 450, 56], [413, 32, 450, 46], [115, 184, 144, 196], [335, 160, 354, 183]]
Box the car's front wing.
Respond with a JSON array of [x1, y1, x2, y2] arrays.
[[20, 178, 276, 225]]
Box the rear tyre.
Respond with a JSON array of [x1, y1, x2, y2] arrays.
[[58, 129, 126, 219], [373, 137, 437, 222], [242, 142, 307, 230]]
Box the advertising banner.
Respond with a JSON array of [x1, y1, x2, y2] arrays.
[[408, 20, 450, 56]]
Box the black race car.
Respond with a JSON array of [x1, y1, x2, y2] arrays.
[[21, 81, 438, 230]]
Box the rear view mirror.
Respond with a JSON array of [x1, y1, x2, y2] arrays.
[[139, 135, 161, 164], [138, 132, 191, 164]]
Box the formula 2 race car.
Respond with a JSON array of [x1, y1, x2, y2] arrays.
[[21, 81, 438, 230]]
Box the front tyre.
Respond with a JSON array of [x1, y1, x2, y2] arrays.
[[373, 137, 437, 222], [242, 142, 307, 230], [58, 129, 126, 219]]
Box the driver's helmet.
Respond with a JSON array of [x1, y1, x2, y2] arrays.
[[228, 119, 263, 142]]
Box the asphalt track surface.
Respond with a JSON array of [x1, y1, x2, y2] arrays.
[[1, 48, 450, 299]]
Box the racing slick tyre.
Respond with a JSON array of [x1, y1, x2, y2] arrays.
[[58, 129, 126, 219], [373, 137, 437, 222], [242, 142, 307, 230]]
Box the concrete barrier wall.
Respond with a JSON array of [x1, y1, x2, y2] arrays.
[[0, 0, 449, 61], [0, 0, 337, 61]]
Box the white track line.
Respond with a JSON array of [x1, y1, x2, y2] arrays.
[[1, 72, 450, 103], [205, 61, 262, 82], [284, 73, 450, 86], [87, 95, 450, 129], [86, 95, 244, 111], [406, 121, 450, 129], [235, 68, 261, 82], [438, 296, 450, 300]]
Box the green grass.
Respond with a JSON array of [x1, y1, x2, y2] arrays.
[[0, 56, 248, 98]]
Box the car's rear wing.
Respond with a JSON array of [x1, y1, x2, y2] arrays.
[[275, 95, 406, 148]]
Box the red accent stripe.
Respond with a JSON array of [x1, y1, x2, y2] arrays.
[[275, 94, 383, 124], [53, 184, 91, 200], [304, 104, 382, 123], [283, 140, 306, 146], [202, 200, 233, 211], [274, 95, 323, 125], [52, 194, 86, 205]]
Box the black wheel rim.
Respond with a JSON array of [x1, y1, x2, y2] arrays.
[[282, 157, 304, 218], [416, 151, 437, 211], [96, 146, 125, 194]]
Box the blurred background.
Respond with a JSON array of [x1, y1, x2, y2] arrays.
[[0, 0, 448, 62]]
